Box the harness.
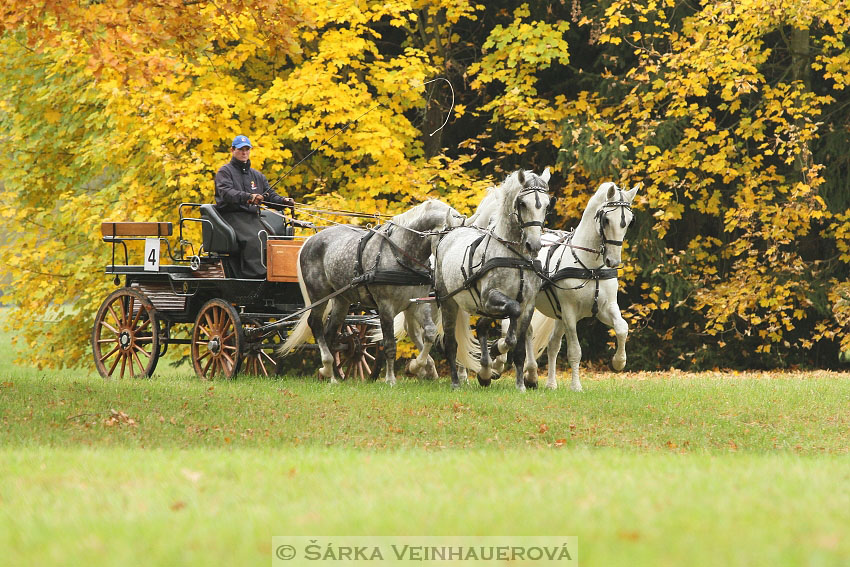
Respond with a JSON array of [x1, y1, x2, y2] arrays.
[[351, 222, 434, 306], [437, 228, 544, 318], [541, 189, 633, 317]]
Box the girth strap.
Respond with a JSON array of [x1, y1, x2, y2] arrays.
[[548, 266, 618, 282]]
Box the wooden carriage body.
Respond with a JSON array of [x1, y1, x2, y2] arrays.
[[92, 205, 381, 381]]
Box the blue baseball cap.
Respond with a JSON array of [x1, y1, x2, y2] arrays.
[[231, 135, 252, 149]]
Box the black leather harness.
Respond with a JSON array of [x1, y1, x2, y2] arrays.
[[437, 229, 544, 318], [540, 190, 633, 317], [351, 223, 434, 306]]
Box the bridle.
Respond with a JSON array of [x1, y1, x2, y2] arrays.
[[514, 177, 550, 230], [571, 187, 634, 258]]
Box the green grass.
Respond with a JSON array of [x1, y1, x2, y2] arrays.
[[2, 320, 850, 566]]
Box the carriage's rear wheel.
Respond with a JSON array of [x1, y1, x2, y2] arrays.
[[241, 319, 285, 377], [191, 299, 243, 379], [91, 288, 161, 379], [333, 322, 384, 381]]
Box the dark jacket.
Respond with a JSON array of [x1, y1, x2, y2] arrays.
[[214, 157, 287, 213]]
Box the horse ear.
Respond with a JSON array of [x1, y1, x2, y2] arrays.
[[626, 184, 640, 201], [517, 170, 526, 185], [541, 167, 551, 183], [607, 184, 617, 200]]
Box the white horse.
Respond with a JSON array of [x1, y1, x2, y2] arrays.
[[278, 199, 464, 385], [434, 169, 551, 390], [523, 181, 638, 391]]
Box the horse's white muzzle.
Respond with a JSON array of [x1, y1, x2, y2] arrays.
[[525, 230, 543, 255]]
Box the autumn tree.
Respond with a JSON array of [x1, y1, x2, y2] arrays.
[[1, 1, 573, 369], [559, 0, 850, 367]]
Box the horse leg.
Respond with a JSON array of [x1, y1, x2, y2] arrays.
[[440, 299, 463, 389], [489, 318, 510, 377], [475, 317, 495, 386], [562, 313, 583, 392], [599, 303, 629, 372], [522, 320, 539, 389], [514, 307, 537, 391], [377, 309, 399, 386], [545, 321, 565, 390], [481, 290, 521, 351], [406, 303, 439, 380], [308, 299, 345, 382]]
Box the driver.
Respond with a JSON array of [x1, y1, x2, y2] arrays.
[[214, 134, 294, 278]]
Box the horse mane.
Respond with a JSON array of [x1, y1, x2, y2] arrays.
[[468, 170, 528, 229], [389, 198, 445, 228], [582, 181, 618, 219]]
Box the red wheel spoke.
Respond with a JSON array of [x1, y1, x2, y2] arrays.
[[107, 304, 123, 327], [99, 320, 119, 335], [132, 344, 152, 359], [202, 355, 214, 377]]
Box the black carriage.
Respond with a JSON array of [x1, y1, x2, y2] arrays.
[[91, 203, 382, 380]]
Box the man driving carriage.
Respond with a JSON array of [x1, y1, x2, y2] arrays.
[[214, 134, 295, 278]]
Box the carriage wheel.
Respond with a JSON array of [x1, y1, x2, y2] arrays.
[[333, 322, 384, 381], [91, 288, 161, 379], [191, 299, 243, 379], [241, 319, 284, 377]]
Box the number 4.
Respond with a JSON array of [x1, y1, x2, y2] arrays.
[[144, 238, 161, 272]]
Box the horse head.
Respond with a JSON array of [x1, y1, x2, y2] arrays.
[[594, 182, 638, 268], [507, 167, 551, 255]]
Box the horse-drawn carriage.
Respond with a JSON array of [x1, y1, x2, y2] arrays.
[[91, 203, 383, 381], [92, 171, 638, 391]]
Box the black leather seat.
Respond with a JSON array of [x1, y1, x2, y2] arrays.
[[200, 204, 239, 253]]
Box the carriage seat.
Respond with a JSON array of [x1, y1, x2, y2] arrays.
[[199, 204, 239, 254]]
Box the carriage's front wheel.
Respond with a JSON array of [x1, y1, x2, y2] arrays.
[[241, 319, 285, 377], [333, 322, 384, 381], [191, 299, 243, 379], [91, 288, 161, 379]]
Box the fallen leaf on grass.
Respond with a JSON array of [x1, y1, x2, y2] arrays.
[[1, 382, 13, 389], [170, 501, 186, 512], [103, 409, 137, 427]]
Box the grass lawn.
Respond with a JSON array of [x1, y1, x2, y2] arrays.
[[1, 320, 850, 566]]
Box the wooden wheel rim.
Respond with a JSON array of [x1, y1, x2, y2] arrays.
[[191, 299, 243, 379], [91, 288, 160, 379]]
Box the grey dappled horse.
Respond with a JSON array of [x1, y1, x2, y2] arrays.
[[434, 169, 551, 390], [278, 199, 464, 385], [524, 182, 638, 391]]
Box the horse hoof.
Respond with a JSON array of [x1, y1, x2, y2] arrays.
[[451, 382, 461, 390], [477, 376, 492, 387], [524, 379, 538, 390]]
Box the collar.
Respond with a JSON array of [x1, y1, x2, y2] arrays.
[[230, 156, 251, 173]]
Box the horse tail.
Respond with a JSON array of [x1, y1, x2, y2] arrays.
[[531, 309, 557, 360], [454, 308, 481, 373], [278, 247, 316, 356], [394, 311, 408, 341], [367, 311, 407, 343]]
